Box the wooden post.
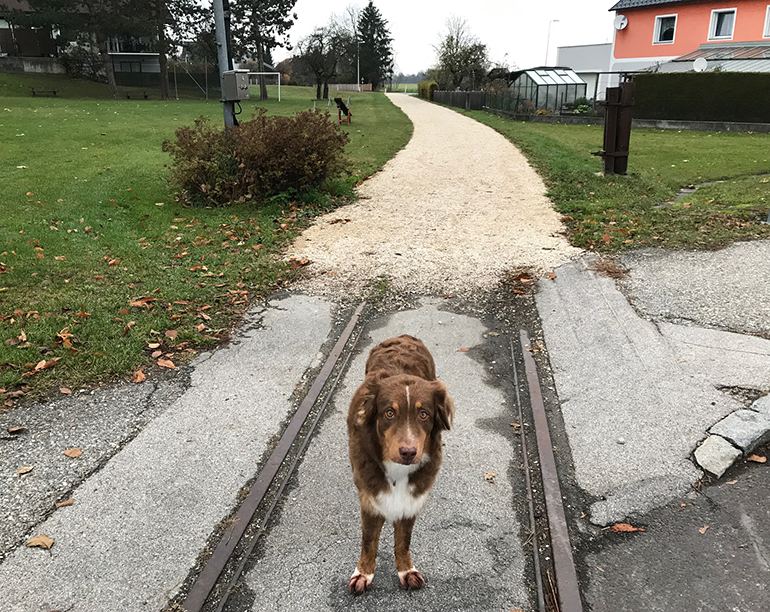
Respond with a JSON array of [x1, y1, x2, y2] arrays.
[[593, 77, 635, 175]]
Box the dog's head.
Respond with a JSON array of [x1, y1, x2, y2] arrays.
[[353, 372, 454, 466]]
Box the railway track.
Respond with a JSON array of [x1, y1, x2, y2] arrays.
[[171, 301, 584, 612]]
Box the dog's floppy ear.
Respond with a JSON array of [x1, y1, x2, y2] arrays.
[[352, 370, 387, 426], [431, 380, 455, 431]]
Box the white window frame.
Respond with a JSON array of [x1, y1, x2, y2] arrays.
[[653, 13, 678, 44], [709, 8, 737, 41], [764, 5, 770, 38]]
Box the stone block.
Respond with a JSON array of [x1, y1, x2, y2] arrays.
[[694, 435, 741, 478], [709, 409, 770, 455], [749, 394, 770, 417]]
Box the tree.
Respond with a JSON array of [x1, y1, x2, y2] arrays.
[[356, 1, 392, 90], [429, 16, 489, 91], [231, 0, 297, 101], [296, 27, 340, 100]]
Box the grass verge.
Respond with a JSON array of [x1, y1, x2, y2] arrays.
[[463, 111, 770, 251], [0, 80, 412, 403]]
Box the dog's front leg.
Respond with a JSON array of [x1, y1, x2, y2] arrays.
[[349, 510, 385, 594], [394, 517, 425, 590]]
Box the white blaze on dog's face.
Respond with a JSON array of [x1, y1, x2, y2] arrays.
[[374, 376, 450, 465]]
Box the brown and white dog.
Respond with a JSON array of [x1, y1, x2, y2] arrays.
[[347, 335, 455, 594]]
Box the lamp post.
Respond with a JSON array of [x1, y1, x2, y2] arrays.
[[545, 19, 559, 66]]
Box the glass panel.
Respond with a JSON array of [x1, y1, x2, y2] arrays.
[[713, 11, 735, 37], [656, 16, 676, 42]]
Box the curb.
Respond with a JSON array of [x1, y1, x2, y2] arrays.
[[694, 395, 770, 478]]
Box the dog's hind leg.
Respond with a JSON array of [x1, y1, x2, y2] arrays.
[[394, 517, 425, 590], [349, 510, 385, 594]]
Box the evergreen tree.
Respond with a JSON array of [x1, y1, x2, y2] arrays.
[[356, 1, 392, 90]]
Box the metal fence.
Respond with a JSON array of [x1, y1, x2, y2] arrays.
[[433, 90, 486, 110]]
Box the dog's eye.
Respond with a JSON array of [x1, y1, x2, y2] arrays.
[[418, 410, 429, 420], [385, 409, 396, 419]]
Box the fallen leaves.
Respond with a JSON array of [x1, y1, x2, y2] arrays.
[[26, 534, 54, 550], [59, 387, 72, 395], [130, 368, 146, 383], [157, 358, 176, 369], [609, 523, 645, 533], [55, 498, 74, 508], [484, 470, 498, 483], [64, 447, 82, 458], [699, 525, 709, 534], [17, 465, 34, 476], [748, 454, 767, 464]]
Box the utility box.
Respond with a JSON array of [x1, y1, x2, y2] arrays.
[[222, 70, 250, 101]]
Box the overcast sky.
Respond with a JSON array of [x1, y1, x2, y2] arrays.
[[273, 0, 619, 75]]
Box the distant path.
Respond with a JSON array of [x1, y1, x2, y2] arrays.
[[292, 94, 578, 297]]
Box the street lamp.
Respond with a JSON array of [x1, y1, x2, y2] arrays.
[[545, 19, 559, 66]]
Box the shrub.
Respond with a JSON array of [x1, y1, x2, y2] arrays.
[[162, 110, 351, 206], [418, 79, 438, 100]]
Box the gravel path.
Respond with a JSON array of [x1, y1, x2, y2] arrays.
[[291, 94, 579, 297]]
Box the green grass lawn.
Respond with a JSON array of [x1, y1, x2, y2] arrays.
[[464, 111, 770, 251], [0, 76, 412, 402]]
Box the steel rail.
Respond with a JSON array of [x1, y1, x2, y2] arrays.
[[511, 339, 547, 612], [520, 329, 584, 612], [181, 301, 367, 612]]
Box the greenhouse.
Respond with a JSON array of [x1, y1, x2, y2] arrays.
[[507, 67, 587, 112]]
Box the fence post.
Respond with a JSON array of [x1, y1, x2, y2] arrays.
[[592, 77, 635, 175]]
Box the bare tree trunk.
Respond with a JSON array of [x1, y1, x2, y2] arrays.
[[98, 35, 119, 99], [256, 37, 268, 101], [316, 79, 322, 100], [322, 81, 329, 99]]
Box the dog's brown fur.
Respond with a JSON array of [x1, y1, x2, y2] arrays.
[[347, 335, 455, 594]]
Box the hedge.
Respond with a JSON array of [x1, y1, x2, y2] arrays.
[[634, 72, 770, 123]]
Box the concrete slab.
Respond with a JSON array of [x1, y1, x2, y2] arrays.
[[657, 322, 770, 391], [536, 259, 741, 525], [0, 375, 187, 561], [0, 295, 333, 612], [619, 242, 770, 336], [242, 301, 530, 612]]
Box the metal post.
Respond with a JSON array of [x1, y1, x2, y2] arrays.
[[212, 0, 236, 128], [545, 20, 559, 65]]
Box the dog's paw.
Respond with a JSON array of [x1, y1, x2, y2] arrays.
[[348, 569, 373, 595], [398, 567, 425, 590]]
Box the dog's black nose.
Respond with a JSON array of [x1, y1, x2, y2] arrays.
[[399, 447, 417, 463]]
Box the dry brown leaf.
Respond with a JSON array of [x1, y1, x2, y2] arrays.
[[130, 369, 146, 384], [64, 447, 82, 458], [699, 525, 709, 534], [458, 348, 470, 352], [151, 350, 162, 359], [55, 498, 74, 508], [548, 273, 557, 280], [610, 523, 645, 533], [164, 329, 178, 340], [17, 465, 34, 476], [488, 331, 500, 337], [196, 323, 206, 333], [8, 426, 28, 434], [123, 321, 136, 336], [157, 358, 177, 369], [26, 534, 54, 550], [147, 343, 161, 349], [726, 479, 738, 485], [484, 470, 498, 483], [59, 387, 72, 395], [748, 454, 767, 463]]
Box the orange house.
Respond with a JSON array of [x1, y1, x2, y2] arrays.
[[609, 0, 770, 71]]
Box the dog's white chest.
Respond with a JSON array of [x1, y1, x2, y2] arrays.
[[371, 460, 429, 523]]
